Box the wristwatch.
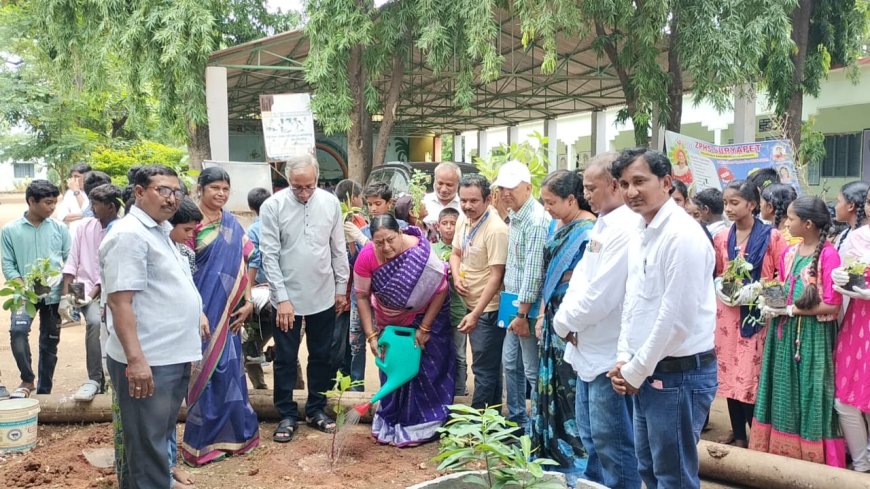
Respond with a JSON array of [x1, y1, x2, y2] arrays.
[[516, 312, 528, 319], [73, 191, 81, 196]]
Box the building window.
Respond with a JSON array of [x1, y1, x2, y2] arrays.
[[13, 163, 35, 179], [821, 133, 861, 178]]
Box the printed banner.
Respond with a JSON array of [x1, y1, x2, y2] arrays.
[[259, 93, 316, 161], [665, 131, 801, 194]]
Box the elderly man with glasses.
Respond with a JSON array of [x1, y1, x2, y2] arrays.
[[259, 155, 350, 443]]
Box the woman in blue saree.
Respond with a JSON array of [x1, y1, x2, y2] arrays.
[[531, 170, 596, 486], [182, 167, 260, 466], [354, 214, 455, 447]]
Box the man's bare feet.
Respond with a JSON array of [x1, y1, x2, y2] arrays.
[[174, 481, 195, 489], [172, 467, 195, 485]]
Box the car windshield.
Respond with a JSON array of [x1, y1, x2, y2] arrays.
[[368, 168, 410, 196]]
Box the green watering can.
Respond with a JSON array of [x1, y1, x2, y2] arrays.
[[353, 325, 422, 415]]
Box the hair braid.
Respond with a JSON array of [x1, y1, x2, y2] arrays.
[[794, 225, 828, 310], [773, 204, 785, 229], [856, 203, 866, 228]]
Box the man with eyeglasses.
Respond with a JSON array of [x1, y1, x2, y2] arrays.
[[260, 154, 350, 443], [99, 165, 208, 488]]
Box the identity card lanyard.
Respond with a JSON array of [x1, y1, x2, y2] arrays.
[[460, 210, 490, 278]]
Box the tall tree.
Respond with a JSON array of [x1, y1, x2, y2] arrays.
[[762, 0, 865, 150], [515, 0, 794, 146], [305, 0, 508, 182], [22, 0, 296, 168]]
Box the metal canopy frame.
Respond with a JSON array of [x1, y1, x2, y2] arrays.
[[208, 12, 628, 135]]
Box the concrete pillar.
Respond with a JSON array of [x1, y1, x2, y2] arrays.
[[205, 66, 230, 162], [507, 125, 519, 146], [477, 130, 489, 159], [714, 129, 722, 146], [591, 110, 607, 156], [544, 119, 558, 172], [453, 133, 463, 163], [733, 85, 756, 143], [651, 114, 665, 151], [433, 136, 442, 162], [567, 141, 576, 170]]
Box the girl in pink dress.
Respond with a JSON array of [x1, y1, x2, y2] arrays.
[[832, 216, 870, 472], [713, 180, 786, 447]]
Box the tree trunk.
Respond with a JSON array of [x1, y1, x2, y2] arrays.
[[666, 13, 683, 133], [347, 44, 368, 184], [111, 114, 128, 139], [785, 0, 813, 151], [595, 22, 648, 147], [186, 123, 210, 170], [372, 49, 405, 168]]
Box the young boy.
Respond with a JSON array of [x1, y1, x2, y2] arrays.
[[363, 181, 408, 229], [60, 183, 122, 401], [2, 180, 70, 398], [431, 207, 468, 397], [169, 197, 203, 275], [242, 187, 278, 390], [336, 179, 369, 389]]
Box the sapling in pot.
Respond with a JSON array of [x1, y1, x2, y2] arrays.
[[760, 280, 787, 309], [720, 255, 753, 298], [844, 261, 868, 292]]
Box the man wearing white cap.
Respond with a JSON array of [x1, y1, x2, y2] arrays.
[[493, 160, 550, 434]]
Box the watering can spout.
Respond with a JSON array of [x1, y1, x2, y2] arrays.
[[368, 326, 422, 405]]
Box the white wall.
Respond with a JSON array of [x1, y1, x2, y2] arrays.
[[0, 160, 47, 192]]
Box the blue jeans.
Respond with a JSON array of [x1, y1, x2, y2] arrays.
[[632, 355, 717, 489], [502, 329, 538, 432], [10, 302, 60, 393], [348, 304, 366, 392], [576, 372, 641, 489]]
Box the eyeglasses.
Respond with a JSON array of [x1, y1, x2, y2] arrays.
[[149, 186, 185, 201], [290, 185, 317, 195]]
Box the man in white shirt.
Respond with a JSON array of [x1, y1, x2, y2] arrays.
[[100, 166, 205, 489], [422, 162, 461, 226], [260, 155, 350, 442], [553, 153, 641, 489], [607, 148, 717, 489]]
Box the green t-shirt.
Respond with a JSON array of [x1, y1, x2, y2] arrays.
[[432, 240, 467, 327]]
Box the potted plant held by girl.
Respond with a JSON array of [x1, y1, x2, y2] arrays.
[[759, 279, 787, 309], [720, 255, 754, 299], [843, 260, 868, 292]]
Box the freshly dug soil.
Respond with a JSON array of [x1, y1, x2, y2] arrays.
[[0, 422, 442, 489]]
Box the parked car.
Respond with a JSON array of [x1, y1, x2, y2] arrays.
[[365, 161, 478, 196]]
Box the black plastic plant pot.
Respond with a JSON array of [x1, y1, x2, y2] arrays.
[[846, 273, 867, 292], [761, 287, 787, 309], [33, 281, 51, 296], [721, 280, 739, 298], [69, 283, 86, 302]]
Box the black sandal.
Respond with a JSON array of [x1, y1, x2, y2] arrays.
[[308, 411, 336, 434], [273, 418, 297, 443]]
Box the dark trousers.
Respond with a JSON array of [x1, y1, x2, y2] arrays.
[[10, 301, 61, 393], [243, 305, 276, 389], [727, 398, 755, 441], [331, 310, 352, 376], [273, 306, 336, 421], [468, 310, 505, 409], [107, 357, 189, 489]]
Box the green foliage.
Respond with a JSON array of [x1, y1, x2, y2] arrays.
[[90, 141, 187, 184], [21, 0, 297, 142], [0, 258, 61, 317], [721, 255, 753, 287], [433, 404, 562, 489], [409, 170, 431, 215], [394, 138, 410, 162], [441, 134, 454, 162], [475, 132, 549, 198], [797, 116, 826, 183], [323, 370, 365, 463], [761, 0, 866, 119]]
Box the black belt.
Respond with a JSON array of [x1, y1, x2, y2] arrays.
[[656, 349, 716, 373]]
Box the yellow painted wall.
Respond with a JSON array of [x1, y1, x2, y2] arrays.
[[410, 137, 435, 161]]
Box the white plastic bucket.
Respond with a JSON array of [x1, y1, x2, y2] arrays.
[[0, 398, 40, 453]]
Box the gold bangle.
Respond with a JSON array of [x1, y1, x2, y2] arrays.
[[419, 326, 432, 333], [366, 332, 378, 342]]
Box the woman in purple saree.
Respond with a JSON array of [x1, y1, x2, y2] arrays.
[[181, 168, 259, 466], [354, 215, 456, 447]]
